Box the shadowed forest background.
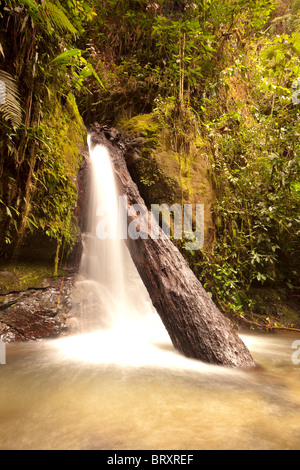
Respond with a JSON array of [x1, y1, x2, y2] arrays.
[[0, 0, 299, 333]]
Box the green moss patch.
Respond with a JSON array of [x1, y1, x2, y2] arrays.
[[0, 263, 60, 295]]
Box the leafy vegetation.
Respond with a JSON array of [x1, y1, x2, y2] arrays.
[[79, 0, 299, 328], [195, 0, 300, 327], [0, 0, 96, 271], [0, 0, 299, 326]]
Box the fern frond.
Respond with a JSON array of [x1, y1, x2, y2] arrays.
[[40, 1, 78, 34], [19, 0, 77, 35], [0, 71, 22, 129]]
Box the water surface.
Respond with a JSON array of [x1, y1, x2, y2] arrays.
[[1, 142, 298, 451], [0, 326, 299, 450]]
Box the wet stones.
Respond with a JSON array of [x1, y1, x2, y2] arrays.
[[0, 275, 76, 343]]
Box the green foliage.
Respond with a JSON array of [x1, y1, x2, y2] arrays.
[[197, 9, 300, 317], [78, 0, 299, 320], [0, 0, 299, 323], [17, 0, 78, 35], [0, 0, 90, 265], [49, 49, 105, 92]]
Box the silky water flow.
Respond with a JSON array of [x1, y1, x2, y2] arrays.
[[63, 137, 172, 366], [77, 137, 144, 332], [1, 140, 300, 450]]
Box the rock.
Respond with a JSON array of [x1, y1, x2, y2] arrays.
[[0, 275, 76, 343]]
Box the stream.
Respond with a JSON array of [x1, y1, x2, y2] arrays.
[[0, 326, 300, 450]]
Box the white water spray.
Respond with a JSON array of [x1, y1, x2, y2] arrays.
[[77, 137, 157, 331], [61, 138, 177, 365], [79, 138, 125, 329]]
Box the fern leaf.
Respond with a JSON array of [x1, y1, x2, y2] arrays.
[[41, 2, 78, 34], [20, 0, 77, 35], [0, 71, 22, 129]]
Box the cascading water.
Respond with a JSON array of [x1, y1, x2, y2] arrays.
[[78, 137, 131, 331], [67, 138, 171, 365], [78, 137, 157, 329]]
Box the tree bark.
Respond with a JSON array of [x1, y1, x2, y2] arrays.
[[89, 126, 256, 368]]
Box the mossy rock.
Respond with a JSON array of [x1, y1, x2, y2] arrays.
[[119, 113, 160, 138], [119, 112, 217, 250], [0, 263, 56, 295], [0, 92, 86, 270]]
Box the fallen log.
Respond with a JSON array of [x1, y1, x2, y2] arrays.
[[89, 126, 256, 368]]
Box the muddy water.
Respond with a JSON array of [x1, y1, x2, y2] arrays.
[[0, 325, 300, 450]]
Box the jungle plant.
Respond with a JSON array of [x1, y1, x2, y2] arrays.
[[0, 0, 93, 265]]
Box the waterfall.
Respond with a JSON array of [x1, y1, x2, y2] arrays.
[[62, 138, 178, 366], [74, 137, 156, 334], [62, 137, 218, 369]]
